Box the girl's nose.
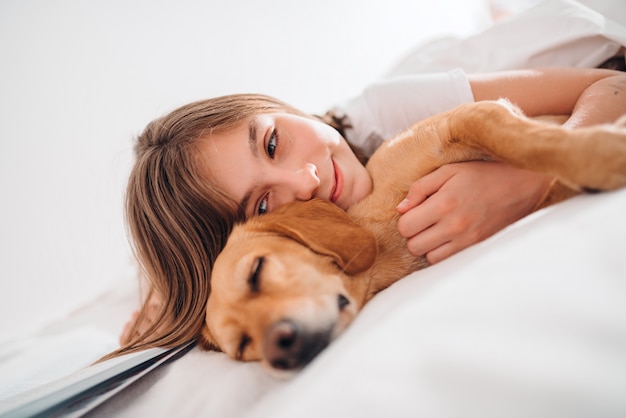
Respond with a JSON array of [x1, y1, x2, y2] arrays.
[[293, 163, 320, 200]]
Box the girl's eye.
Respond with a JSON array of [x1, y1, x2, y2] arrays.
[[267, 129, 278, 159], [258, 195, 269, 216]]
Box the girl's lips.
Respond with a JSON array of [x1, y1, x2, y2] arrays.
[[331, 161, 343, 203]]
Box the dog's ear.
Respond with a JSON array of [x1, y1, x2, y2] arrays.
[[253, 199, 378, 275], [198, 323, 221, 352]]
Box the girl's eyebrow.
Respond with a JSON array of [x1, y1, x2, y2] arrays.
[[241, 189, 253, 215], [248, 118, 259, 158], [241, 118, 261, 212]]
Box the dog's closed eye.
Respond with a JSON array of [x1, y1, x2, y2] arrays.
[[248, 256, 264, 294], [236, 334, 251, 360]]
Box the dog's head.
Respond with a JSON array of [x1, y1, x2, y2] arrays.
[[201, 198, 377, 373]]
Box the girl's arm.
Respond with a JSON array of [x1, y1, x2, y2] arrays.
[[397, 68, 626, 264], [469, 67, 626, 125]]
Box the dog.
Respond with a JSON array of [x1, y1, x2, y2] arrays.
[[199, 100, 626, 372]]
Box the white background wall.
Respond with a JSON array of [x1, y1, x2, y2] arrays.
[[0, 0, 491, 338]]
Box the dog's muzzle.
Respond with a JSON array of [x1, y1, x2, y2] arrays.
[[263, 294, 350, 370], [263, 319, 331, 371]]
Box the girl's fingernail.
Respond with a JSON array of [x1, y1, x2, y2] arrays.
[[396, 198, 409, 210]]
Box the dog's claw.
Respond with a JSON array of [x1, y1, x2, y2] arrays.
[[582, 187, 602, 194]]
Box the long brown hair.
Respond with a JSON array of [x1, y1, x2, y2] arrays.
[[102, 94, 313, 360]]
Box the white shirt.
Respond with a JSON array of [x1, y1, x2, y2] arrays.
[[339, 70, 473, 157]]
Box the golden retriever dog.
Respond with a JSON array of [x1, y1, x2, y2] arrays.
[[200, 100, 626, 372]]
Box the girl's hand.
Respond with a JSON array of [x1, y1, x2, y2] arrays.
[[396, 161, 554, 264]]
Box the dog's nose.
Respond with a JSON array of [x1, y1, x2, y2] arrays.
[[263, 319, 330, 370]]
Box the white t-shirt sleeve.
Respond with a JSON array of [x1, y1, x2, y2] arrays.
[[338, 68, 474, 156]]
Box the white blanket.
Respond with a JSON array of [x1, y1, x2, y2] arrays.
[[89, 189, 626, 418]]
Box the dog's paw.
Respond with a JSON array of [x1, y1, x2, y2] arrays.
[[564, 125, 626, 192]]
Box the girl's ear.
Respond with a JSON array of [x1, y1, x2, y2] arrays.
[[251, 199, 378, 275]]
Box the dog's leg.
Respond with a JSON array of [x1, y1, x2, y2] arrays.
[[445, 100, 626, 193]]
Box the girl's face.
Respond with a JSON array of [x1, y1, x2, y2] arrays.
[[200, 113, 372, 218]]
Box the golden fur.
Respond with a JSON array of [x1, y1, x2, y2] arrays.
[[200, 100, 626, 372]]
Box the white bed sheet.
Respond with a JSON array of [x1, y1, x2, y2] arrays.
[[86, 189, 626, 418]]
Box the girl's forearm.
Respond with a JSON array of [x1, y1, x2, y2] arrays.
[[469, 68, 623, 118], [563, 74, 626, 128]]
